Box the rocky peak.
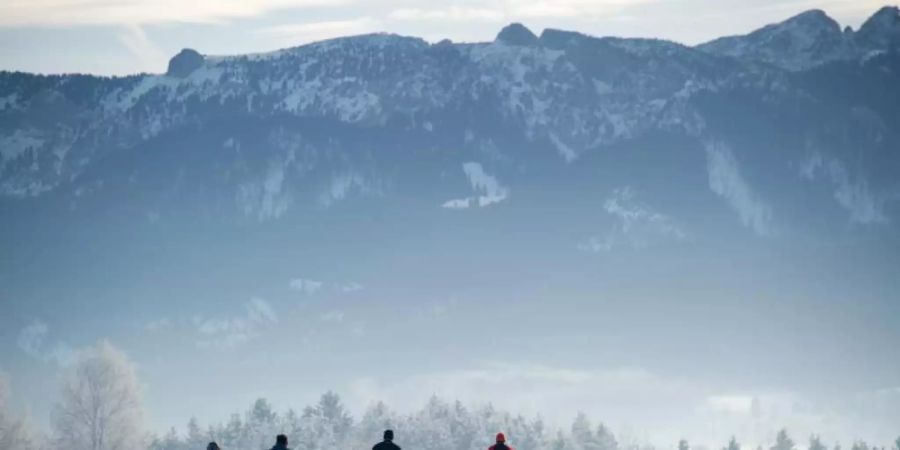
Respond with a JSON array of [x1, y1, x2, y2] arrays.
[[496, 23, 538, 46], [856, 6, 900, 49], [167, 48, 204, 78]]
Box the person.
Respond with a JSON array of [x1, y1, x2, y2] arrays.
[[272, 434, 290, 450], [373, 429, 401, 450], [489, 432, 514, 450], [207, 443, 220, 450]]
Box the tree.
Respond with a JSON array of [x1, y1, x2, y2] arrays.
[[148, 428, 182, 450], [300, 392, 353, 450], [355, 402, 395, 450], [893, 437, 900, 450], [595, 423, 617, 450], [552, 430, 573, 450], [809, 436, 827, 450], [244, 399, 278, 450], [723, 436, 740, 450], [771, 430, 794, 450], [571, 413, 596, 450], [52, 341, 145, 450], [679, 440, 690, 450], [185, 418, 207, 450], [0, 375, 34, 450]]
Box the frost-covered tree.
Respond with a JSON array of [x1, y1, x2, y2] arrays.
[[52, 341, 145, 450], [552, 430, 573, 450], [405, 395, 456, 450], [595, 423, 617, 450], [808, 436, 827, 450], [678, 439, 689, 450], [446, 401, 478, 450], [299, 392, 353, 450], [148, 428, 186, 450], [0, 375, 34, 450], [218, 414, 243, 449], [504, 414, 545, 450], [354, 402, 396, 449], [771, 430, 794, 450], [723, 436, 740, 450], [243, 399, 279, 450], [571, 413, 594, 450], [850, 441, 870, 450]]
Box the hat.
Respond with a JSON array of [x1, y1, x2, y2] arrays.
[[384, 430, 394, 441], [496, 433, 506, 443]]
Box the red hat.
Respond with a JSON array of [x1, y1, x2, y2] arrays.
[[496, 433, 506, 443]]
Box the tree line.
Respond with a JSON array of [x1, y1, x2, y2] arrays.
[[1, 342, 898, 450]]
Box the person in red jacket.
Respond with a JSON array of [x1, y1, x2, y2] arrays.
[[490, 433, 514, 450]]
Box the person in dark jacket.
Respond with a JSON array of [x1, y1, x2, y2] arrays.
[[373, 429, 401, 450], [271, 434, 290, 450], [489, 433, 514, 450]]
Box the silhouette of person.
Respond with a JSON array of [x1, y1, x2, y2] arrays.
[[207, 443, 220, 450], [373, 429, 401, 450], [272, 434, 290, 450], [490, 433, 514, 450]]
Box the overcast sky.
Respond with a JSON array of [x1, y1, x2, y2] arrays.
[[0, 0, 891, 75]]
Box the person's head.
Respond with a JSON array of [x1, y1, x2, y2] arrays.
[[384, 430, 394, 441], [276, 435, 288, 447], [496, 433, 506, 444], [207, 442, 220, 450]]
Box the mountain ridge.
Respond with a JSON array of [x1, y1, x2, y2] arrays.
[[0, 6, 898, 240]]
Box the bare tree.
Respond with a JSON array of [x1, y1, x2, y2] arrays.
[[52, 341, 144, 450], [0, 374, 34, 450]]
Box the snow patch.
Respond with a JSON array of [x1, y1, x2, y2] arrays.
[[799, 153, 889, 224], [442, 162, 509, 209], [579, 187, 686, 252], [705, 141, 773, 236], [0, 130, 44, 162], [549, 133, 578, 163]]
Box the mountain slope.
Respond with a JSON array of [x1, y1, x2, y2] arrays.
[[0, 6, 899, 238]]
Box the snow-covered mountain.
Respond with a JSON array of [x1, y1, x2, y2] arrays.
[[1, 6, 898, 236], [698, 6, 900, 70]]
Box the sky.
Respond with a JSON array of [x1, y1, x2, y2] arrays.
[[0, 0, 891, 76]]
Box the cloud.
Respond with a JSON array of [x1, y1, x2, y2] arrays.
[[579, 187, 686, 252], [289, 278, 324, 295], [257, 17, 379, 44], [442, 162, 509, 209], [116, 24, 167, 73], [387, 0, 653, 24], [705, 141, 773, 235], [0, 0, 351, 27], [16, 320, 74, 365], [799, 153, 889, 225], [193, 298, 278, 348], [388, 7, 504, 22]]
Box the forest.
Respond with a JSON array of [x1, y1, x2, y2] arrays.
[[1, 342, 898, 450]]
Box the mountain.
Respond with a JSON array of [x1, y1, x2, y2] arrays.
[[697, 6, 900, 70], [1, 7, 899, 305]]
